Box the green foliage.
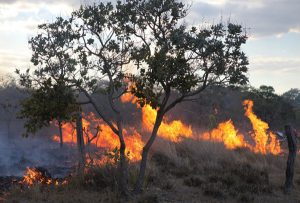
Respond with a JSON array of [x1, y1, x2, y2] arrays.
[[15, 0, 251, 194], [117, 0, 249, 110], [15, 2, 128, 135], [15, 15, 86, 136], [71, 2, 133, 94], [18, 81, 78, 136], [17, 0, 250, 134], [244, 85, 296, 127], [282, 88, 300, 108]]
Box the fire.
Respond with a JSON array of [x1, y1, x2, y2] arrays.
[[52, 112, 143, 162], [53, 91, 281, 162], [120, 92, 137, 103], [201, 120, 248, 150], [201, 100, 281, 155], [141, 105, 193, 142], [20, 167, 59, 186], [53, 91, 193, 164], [243, 100, 281, 155], [121, 93, 281, 155], [121, 93, 193, 142]]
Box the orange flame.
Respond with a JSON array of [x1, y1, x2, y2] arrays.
[[141, 105, 193, 142], [52, 112, 143, 163], [243, 100, 281, 155], [201, 119, 248, 150], [20, 167, 59, 186], [201, 100, 281, 155], [53, 91, 193, 165], [54, 91, 281, 160], [121, 93, 193, 142], [120, 92, 137, 103]]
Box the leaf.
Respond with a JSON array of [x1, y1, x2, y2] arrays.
[[87, 38, 94, 45]]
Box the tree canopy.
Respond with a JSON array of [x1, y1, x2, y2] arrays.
[[16, 0, 250, 195]]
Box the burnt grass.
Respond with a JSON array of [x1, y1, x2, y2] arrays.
[[0, 176, 21, 195]]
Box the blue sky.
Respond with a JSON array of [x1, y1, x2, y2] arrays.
[[0, 0, 299, 93]]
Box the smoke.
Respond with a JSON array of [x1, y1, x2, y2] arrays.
[[0, 85, 287, 177], [0, 121, 77, 178]]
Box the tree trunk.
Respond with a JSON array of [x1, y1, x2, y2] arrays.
[[133, 113, 164, 194], [117, 120, 129, 196], [284, 125, 297, 193], [58, 120, 63, 148], [76, 112, 86, 171]]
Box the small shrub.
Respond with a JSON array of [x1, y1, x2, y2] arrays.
[[238, 193, 254, 202], [138, 193, 159, 203], [161, 180, 174, 190], [184, 176, 204, 187], [202, 182, 225, 199], [82, 166, 118, 191], [151, 152, 176, 173]]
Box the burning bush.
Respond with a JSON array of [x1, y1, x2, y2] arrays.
[[19, 167, 67, 187]]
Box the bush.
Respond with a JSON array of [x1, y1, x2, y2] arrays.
[[183, 176, 204, 187], [82, 166, 118, 191]]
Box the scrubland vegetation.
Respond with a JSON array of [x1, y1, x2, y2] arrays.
[[5, 140, 300, 202], [1, 0, 300, 202], [1, 73, 300, 202]]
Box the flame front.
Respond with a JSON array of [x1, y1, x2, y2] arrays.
[[53, 94, 281, 162], [201, 100, 281, 155], [243, 100, 281, 155], [201, 119, 248, 150], [20, 167, 59, 186], [142, 105, 193, 142], [121, 93, 193, 142], [53, 92, 193, 164], [52, 112, 143, 162]]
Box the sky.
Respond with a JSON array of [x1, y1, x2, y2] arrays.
[[0, 0, 299, 93]]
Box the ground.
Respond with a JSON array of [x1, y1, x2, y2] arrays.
[[3, 139, 300, 203]]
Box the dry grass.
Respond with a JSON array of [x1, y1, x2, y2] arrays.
[[147, 139, 300, 202], [6, 186, 119, 203], [4, 138, 300, 202], [4, 165, 122, 203]]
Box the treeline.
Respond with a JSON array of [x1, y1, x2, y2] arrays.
[[1, 75, 299, 137], [147, 85, 300, 133]]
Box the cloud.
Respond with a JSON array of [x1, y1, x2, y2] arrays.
[[0, 1, 77, 34], [0, 0, 111, 75], [190, 0, 300, 38], [0, 0, 298, 94], [0, 50, 31, 73], [248, 56, 300, 93], [250, 57, 300, 73], [0, 0, 80, 6]]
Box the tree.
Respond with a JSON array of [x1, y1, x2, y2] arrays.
[[70, 3, 134, 195], [282, 89, 300, 127], [16, 3, 133, 195], [247, 85, 278, 123], [117, 0, 249, 193], [18, 0, 250, 195], [16, 17, 91, 169], [17, 80, 78, 137], [282, 88, 300, 108], [245, 85, 295, 127]]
